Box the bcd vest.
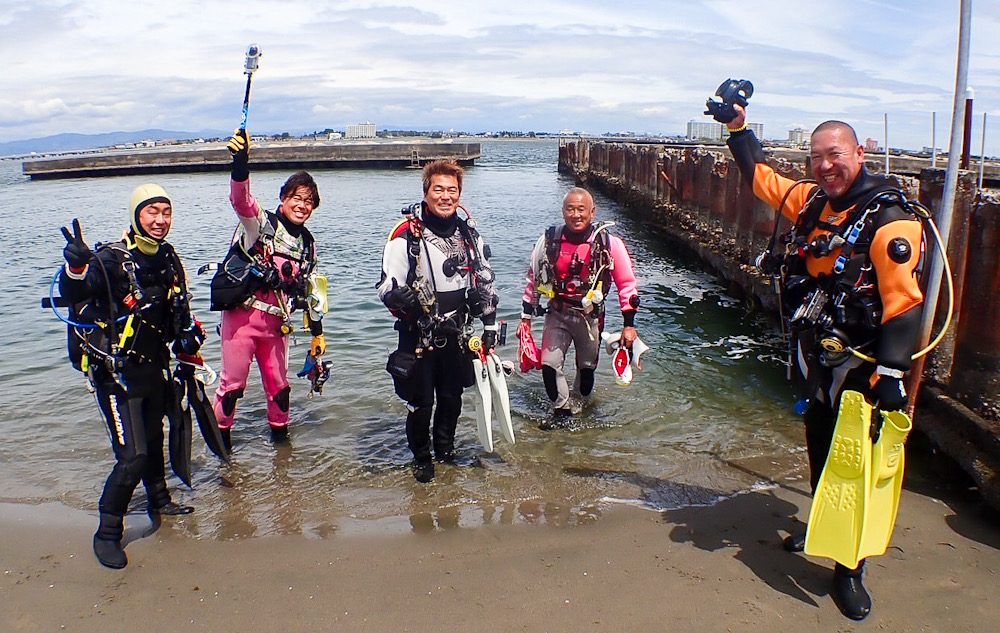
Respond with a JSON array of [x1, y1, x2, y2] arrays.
[[210, 212, 316, 312], [538, 223, 614, 310], [67, 240, 189, 372]]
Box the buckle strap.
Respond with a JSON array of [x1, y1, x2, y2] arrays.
[[244, 296, 286, 317]]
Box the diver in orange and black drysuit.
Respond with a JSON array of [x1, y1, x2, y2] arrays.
[[725, 105, 923, 620]]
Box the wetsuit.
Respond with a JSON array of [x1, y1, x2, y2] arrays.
[[213, 176, 324, 434], [729, 128, 924, 596], [59, 233, 199, 546], [728, 128, 923, 489], [377, 205, 498, 464], [521, 223, 639, 409]]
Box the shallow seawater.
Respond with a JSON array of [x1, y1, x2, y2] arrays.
[[0, 140, 804, 538]]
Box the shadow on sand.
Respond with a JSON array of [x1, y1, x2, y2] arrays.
[[565, 464, 835, 608]]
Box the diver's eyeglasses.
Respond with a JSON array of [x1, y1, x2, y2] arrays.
[[288, 194, 316, 209]]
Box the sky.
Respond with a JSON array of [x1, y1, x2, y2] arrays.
[[2, 0, 999, 155]]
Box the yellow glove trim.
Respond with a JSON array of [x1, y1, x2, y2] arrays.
[[311, 335, 327, 356]]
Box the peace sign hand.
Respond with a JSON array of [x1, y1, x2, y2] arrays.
[[60, 218, 93, 270]]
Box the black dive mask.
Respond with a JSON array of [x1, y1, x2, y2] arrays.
[[704, 78, 754, 124]]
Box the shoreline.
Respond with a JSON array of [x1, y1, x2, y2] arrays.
[[4, 462, 999, 632]]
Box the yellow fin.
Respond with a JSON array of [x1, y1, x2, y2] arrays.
[[856, 409, 911, 560], [804, 390, 872, 568]]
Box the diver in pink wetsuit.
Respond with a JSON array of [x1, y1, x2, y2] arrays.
[[521, 187, 640, 417], [210, 131, 328, 446]]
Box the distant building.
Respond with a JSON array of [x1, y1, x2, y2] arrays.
[[687, 120, 763, 142], [687, 120, 723, 142], [328, 132, 343, 140], [865, 138, 880, 152], [346, 122, 376, 139], [788, 127, 809, 146]]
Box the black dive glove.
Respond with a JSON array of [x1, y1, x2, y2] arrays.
[[384, 279, 420, 313], [482, 330, 497, 352], [61, 218, 93, 271], [173, 323, 206, 356], [873, 373, 907, 411], [228, 129, 250, 181]]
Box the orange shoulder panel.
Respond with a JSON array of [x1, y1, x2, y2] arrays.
[[871, 218, 924, 323], [752, 163, 814, 223]]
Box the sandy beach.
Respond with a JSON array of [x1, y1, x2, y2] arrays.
[[3, 458, 999, 633]]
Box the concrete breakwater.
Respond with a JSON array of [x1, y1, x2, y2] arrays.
[[559, 138, 1000, 509], [22, 140, 481, 179]]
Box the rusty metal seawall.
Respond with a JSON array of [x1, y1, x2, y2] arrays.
[[559, 137, 1000, 509]]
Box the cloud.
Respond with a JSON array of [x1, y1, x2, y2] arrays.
[[1, 0, 998, 155]]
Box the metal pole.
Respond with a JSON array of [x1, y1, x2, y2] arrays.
[[979, 112, 987, 191], [962, 87, 974, 169], [932, 111, 938, 168], [914, 0, 972, 387], [240, 44, 261, 133], [884, 113, 890, 175]]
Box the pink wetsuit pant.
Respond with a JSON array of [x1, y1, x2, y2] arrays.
[[213, 306, 290, 430]]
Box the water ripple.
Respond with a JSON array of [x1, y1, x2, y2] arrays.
[[0, 141, 802, 537]]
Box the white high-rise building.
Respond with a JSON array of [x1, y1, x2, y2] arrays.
[[346, 122, 377, 139], [687, 120, 724, 142], [687, 120, 764, 142], [788, 128, 809, 146]]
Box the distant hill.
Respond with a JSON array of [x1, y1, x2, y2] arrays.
[[0, 129, 225, 157]]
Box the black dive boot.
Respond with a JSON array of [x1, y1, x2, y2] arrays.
[[831, 562, 871, 621], [146, 480, 194, 517], [413, 459, 435, 483], [93, 513, 128, 569], [434, 447, 456, 463], [270, 424, 289, 444], [151, 501, 195, 516], [221, 428, 232, 453]]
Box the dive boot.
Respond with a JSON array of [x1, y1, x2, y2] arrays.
[[93, 512, 127, 569], [270, 425, 289, 444], [831, 563, 871, 621], [435, 448, 456, 464], [151, 501, 194, 516], [93, 535, 128, 569], [145, 481, 193, 517], [413, 460, 435, 483], [221, 428, 232, 453]]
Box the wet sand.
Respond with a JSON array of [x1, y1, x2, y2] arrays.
[[3, 466, 999, 633]]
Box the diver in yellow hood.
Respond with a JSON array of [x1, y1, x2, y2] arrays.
[[58, 183, 205, 569]]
